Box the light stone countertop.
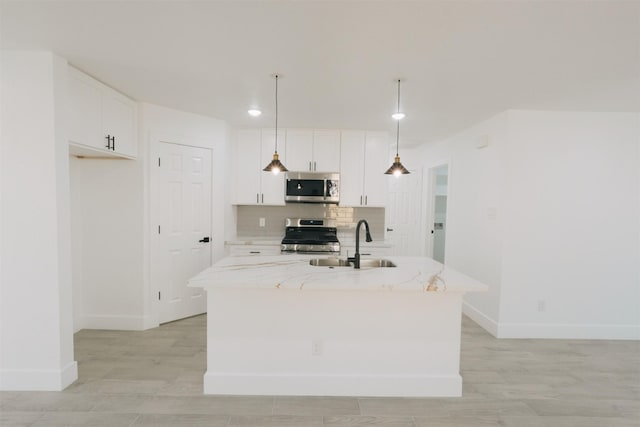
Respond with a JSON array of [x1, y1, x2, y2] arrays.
[[189, 254, 488, 293], [225, 239, 282, 246], [225, 237, 393, 247]]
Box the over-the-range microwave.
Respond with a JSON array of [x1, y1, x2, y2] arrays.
[[285, 172, 340, 204]]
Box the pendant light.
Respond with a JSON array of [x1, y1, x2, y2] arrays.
[[263, 74, 288, 175], [385, 79, 410, 176]]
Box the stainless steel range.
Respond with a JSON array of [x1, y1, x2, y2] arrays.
[[281, 218, 340, 253]]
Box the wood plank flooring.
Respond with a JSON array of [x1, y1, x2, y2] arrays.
[[1, 315, 638, 426]]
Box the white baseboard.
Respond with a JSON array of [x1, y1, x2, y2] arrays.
[[0, 361, 78, 391], [204, 372, 462, 397], [497, 323, 640, 340], [462, 301, 499, 337], [462, 301, 639, 340], [81, 314, 151, 331]]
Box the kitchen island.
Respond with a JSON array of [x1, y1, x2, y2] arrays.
[[188, 255, 487, 397]]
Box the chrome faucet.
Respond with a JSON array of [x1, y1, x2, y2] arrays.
[[347, 219, 372, 269]]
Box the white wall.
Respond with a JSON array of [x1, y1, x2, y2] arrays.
[[419, 112, 509, 331], [140, 103, 231, 327], [418, 109, 640, 339], [69, 155, 144, 331], [0, 51, 77, 390], [499, 110, 640, 339]]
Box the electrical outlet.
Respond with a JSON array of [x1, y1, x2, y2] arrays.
[[311, 340, 323, 356], [259, 218, 266, 227], [537, 300, 546, 312]]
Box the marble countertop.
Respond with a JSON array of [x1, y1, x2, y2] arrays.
[[188, 254, 488, 293], [226, 238, 393, 247], [225, 239, 282, 246]]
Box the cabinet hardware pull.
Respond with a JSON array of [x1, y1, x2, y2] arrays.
[[105, 134, 112, 149], [365, 195, 368, 205], [112, 136, 115, 151], [199, 236, 210, 243], [256, 193, 259, 203], [249, 251, 261, 254], [314, 161, 317, 171], [360, 195, 363, 205], [387, 228, 394, 232], [261, 194, 264, 203], [309, 161, 312, 171]]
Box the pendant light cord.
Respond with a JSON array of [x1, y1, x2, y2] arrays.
[[274, 74, 279, 154], [396, 120, 400, 157], [396, 79, 401, 157]]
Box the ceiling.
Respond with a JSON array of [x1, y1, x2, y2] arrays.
[[1, 0, 639, 146]]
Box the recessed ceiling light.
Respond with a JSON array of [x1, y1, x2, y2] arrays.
[[248, 109, 262, 117], [392, 112, 405, 120]]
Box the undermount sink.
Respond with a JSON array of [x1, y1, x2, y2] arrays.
[[357, 259, 397, 268], [309, 258, 352, 267], [309, 258, 397, 268]]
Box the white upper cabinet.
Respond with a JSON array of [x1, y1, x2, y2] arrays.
[[312, 129, 341, 172], [234, 129, 286, 205], [339, 130, 366, 206], [67, 66, 137, 159], [285, 129, 314, 171], [362, 131, 390, 207], [285, 129, 340, 172], [260, 128, 287, 205], [339, 130, 389, 207]]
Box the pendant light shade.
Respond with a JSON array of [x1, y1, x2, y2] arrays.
[[263, 74, 288, 174], [385, 79, 410, 176]]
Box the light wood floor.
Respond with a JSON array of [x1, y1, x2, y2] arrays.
[[1, 315, 638, 426]]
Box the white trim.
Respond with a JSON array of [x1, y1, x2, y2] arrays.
[[463, 301, 640, 340], [204, 372, 462, 397], [0, 361, 78, 391], [81, 314, 150, 331], [462, 300, 499, 337], [496, 322, 640, 341]]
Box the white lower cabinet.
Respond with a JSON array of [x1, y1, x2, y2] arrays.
[[67, 66, 137, 159], [339, 130, 389, 207], [234, 129, 286, 205]]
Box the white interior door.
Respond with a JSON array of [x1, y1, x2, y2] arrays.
[[157, 141, 212, 324], [386, 170, 421, 256]]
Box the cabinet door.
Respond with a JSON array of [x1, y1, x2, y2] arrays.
[[235, 130, 262, 204], [102, 91, 137, 158], [285, 129, 313, 171], [339, 130, 366, 206], [313, 129, 341, 172], [260, 128, 286, 205], [363, 131, 390, 207], [68, 69, 103, 150]]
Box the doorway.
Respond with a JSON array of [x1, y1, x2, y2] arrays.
[[428, 164, 449, 263], [151, 139, 213, 324]]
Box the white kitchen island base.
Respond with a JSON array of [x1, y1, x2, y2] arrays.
[[203, 287, 464, 397], [190, 255, 487, 397]]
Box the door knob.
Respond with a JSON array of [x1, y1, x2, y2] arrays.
[[199, 237, 210, 243]]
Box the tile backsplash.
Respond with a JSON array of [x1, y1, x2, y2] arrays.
[[237, 205, 385, 240]]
